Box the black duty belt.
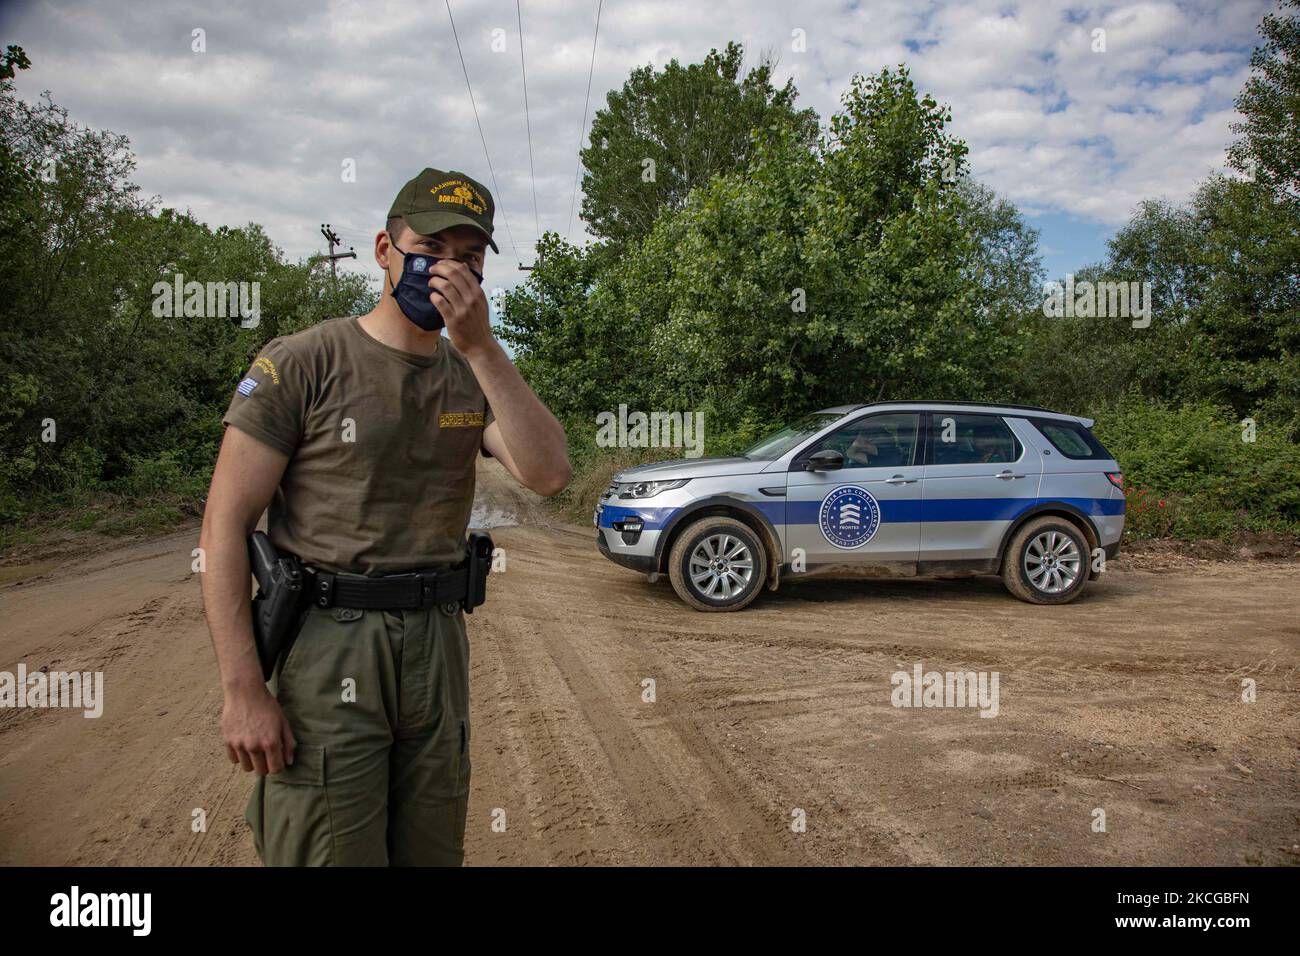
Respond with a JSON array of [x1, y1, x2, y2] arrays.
[[250, 532, 494, 680], [305, 565, 473, 611]]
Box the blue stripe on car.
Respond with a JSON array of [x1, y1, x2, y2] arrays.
[[597, 504, 677, 530], [598, 497, 1122, 531]]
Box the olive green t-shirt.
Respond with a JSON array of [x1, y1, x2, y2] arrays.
[[222, 315, 494, 575]]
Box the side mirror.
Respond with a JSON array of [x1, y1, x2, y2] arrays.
[[805, 449, 844, 471]]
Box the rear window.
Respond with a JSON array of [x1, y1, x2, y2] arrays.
[[1030, 418, 1112, 460]]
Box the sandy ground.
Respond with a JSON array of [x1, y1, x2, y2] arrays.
[[1, 459, 1297, 866]]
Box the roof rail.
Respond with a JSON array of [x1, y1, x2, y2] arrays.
[[855, 400, 1067, 415]]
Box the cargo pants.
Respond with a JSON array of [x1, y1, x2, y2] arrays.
[[245, 601, 471, 866]]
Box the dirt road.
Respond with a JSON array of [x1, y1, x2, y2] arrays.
[[1, 460, 1297, 865]]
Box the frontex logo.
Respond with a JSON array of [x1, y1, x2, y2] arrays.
[[818, 485, 881, 549]]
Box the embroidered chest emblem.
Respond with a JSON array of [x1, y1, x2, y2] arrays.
[[439, 411, 486, 428]]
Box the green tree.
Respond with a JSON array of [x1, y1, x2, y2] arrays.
[[497, 232, 651, 423], [1182, 176, 1300, 432], [635, 66, 991, 424], [579, 41, 819, 250], [955, 180, 1044, 325], [0, 67, 372, 519], [1227, 0, 1299, 205], [0, 45, 33, 238], [1018, 180, 1299, 433], [1020, 2, 1300, 434], [505, 65, 1030, 439]]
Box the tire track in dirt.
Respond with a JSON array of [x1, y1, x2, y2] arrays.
[[467, 520, 795, 865], [470, 613, 618, 864]]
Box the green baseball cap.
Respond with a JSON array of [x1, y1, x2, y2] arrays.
[[387, 167, 498, 253]]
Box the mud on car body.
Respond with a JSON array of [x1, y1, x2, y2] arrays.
[[595, 401, 1125, 611]]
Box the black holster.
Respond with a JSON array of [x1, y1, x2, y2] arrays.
[[463, 531, 494, 614], [248, 531, 306, 681]]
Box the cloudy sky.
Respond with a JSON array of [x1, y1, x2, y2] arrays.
[[1, 0, 1274, 300]]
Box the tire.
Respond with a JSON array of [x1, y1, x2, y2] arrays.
[[1001, 516, 1090, 605], [667, 516, 768, 612]]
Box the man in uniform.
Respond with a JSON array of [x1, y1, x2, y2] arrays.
[[199, 167, 571, 866]]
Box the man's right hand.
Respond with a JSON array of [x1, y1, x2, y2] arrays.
[[223, 686, 297, 774]]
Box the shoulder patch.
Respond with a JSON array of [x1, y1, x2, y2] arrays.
[[237, 377, 260, 396], [252, 356, 279, 384]]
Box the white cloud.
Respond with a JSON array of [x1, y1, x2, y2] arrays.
[[0, 0, 1272, 291]]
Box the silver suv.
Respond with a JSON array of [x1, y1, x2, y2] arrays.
[[595, 402, 1125, 611]]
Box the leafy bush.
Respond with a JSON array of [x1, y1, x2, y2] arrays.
[[1095, 401, 1300, 539]]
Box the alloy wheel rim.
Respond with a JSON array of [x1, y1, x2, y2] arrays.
[[689, 533, 755, 600], [1023, 530, 1081, 594]]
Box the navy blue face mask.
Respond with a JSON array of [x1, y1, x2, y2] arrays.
[[388, 243, 485, 332]]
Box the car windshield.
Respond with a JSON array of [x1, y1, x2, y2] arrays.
[[739, 412, 844, 460]]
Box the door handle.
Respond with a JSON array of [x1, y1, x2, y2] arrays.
[[885, 475, 918, 484], [997, 470, 1026, 479]]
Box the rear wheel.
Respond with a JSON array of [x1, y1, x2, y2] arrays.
[[1001, 516, 1090, 605], [667, 516, 768, 612]]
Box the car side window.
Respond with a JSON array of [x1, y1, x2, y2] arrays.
[[1032, 419, 1110, 459], [809, 413, 920, 468], [926, 414, 1020, 466]]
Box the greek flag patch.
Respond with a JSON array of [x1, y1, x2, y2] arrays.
[[237, 377, 259, 396]]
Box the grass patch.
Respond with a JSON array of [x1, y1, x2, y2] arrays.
[[0, 490, 203, 560]]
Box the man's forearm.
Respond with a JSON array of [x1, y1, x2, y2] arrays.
[[463, 340, 571, 494], [199, 517, 266, 697]]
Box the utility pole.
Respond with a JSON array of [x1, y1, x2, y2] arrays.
[[320, 224, 356, 278]]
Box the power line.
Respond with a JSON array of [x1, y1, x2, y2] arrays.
[[567, 0, 603, 246], [445, 0, 522, 266], [332, 233, 383, 256], [517, 0, 541, 245]]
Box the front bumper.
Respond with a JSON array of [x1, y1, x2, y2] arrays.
[[596, 530, 659, 573], [594, 495, 681, 574]]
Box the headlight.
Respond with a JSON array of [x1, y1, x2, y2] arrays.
[[617, 478, 690, 499]]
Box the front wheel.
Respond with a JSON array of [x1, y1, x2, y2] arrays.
[[1001, 517, 1090, 605], [667, 516, 768, 612]]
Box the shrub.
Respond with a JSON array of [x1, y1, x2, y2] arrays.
[[1094, 400, 1300, 539]]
